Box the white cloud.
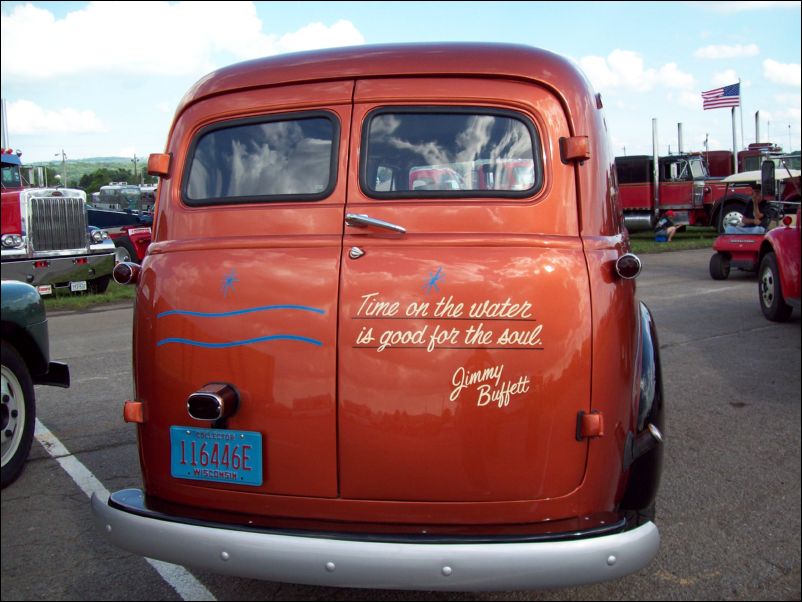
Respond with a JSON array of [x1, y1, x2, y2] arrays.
[[658, 63, 695, 89], [694, 44, 760, 59], [7, 100, 105, 134], [763, 59, 802, 86], [775, 93, 802, 107], [711, 70, 741, 87], [274, 20, 364, 53], [579, 50, 694, 93], [678, 91, 702, 110], [0, 2, 365, 82]]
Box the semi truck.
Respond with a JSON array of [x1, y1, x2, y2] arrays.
[[1, 148, 116, 294], [615, 151, 753, 232]]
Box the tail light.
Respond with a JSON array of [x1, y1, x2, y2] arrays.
[[113, 262, 140, 285], [616, 253, 642, 280]]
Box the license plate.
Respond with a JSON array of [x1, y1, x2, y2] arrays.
[[170, 426, 263, 486], [70, 280, 87, 292]]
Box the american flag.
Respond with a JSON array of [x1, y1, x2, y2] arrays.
[[702, 83, 740, 110]]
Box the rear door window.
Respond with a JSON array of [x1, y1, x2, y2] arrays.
[[183, 112, 338, 205], [361, 108, 542, 199]]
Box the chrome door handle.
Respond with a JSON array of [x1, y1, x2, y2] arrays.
[[345, 213, 406, 234]]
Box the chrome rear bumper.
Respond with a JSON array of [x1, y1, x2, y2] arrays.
[[91, 489, 660, 591]]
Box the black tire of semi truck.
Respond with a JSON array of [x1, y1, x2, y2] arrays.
[[89, 275, 111, 294]]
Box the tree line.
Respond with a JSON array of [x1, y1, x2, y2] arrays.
[[26, 164, 157, 193]]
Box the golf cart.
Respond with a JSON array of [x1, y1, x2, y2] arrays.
[[709, 161, 800, 280]]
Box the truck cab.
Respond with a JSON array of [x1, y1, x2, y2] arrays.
[[615, 153, 708, 230]]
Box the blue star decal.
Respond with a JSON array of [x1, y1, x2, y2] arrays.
[[221, 270, 239, 298], [424, 267, 443, 294]]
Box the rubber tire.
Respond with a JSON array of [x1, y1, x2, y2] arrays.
[[1, 342, 36, 489], [709, 253, 730, 280], [759, 252, 793, 322], [89, 275, 111, 294]]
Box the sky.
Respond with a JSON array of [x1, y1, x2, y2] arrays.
[[1, 1, 800, 164]]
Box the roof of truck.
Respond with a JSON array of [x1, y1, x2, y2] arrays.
[[723, 169, 801, 183], [175, 43, 594, 120], [1, 151, 22, 167]]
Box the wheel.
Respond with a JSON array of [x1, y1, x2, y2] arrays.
[[1, 342, 36, 488], [114, 240, 136, 263], [759, 252, 793, 322], [709, 253, 730, 280], [89, 274, 111, 294], [718, 201, 747, 233]]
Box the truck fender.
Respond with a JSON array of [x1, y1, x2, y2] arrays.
[[620, 302, 665, 517]]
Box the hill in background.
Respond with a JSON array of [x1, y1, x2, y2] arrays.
[[26, 157, 152, 188]]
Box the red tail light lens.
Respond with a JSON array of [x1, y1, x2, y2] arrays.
[[616, 253, 642, 280]]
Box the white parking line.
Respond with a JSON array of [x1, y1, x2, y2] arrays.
[[34, 419, 216, 602]]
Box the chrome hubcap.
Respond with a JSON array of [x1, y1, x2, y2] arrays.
[[761, 267, 776, 308], [1, 364, 25, 468], [723, 210, 744, 227], [115, 246, 131, 263]]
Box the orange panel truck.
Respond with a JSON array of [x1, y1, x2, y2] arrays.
[[92, 44, 665, 591]]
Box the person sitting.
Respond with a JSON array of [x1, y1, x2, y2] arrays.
[[654, 210, 679, 242], [724, 183, 768, 234]]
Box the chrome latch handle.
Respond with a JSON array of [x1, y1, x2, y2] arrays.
[[345, 213, 406, 234]]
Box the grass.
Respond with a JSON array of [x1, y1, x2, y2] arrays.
[[629, 226, 718, 254], [43, 280, 135, 312]]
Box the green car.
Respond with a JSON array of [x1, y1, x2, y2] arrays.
[[1, 281, 70, 488]]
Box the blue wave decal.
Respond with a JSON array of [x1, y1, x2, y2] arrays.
[[157, 304, 325, 319], [157, 334, 323, 348]]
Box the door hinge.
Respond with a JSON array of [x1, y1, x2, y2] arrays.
[[576, 410, 604, 441]]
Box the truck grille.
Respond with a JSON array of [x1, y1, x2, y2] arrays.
[[29, 196, 88, 251]]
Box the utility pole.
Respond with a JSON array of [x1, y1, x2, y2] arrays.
[[132, 154, 139, 184], [55, 149, 67, 186]]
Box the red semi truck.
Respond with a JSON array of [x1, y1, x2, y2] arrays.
[[1, 149, 116, 294], [615, 152, 753, 232], [700, 144, 799, 177]]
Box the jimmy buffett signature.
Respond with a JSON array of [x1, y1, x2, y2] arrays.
[[449, 364, 531, 409]]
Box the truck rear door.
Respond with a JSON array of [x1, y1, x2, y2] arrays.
[[338, 78, 592, 502], [140, 82, 353, 499]]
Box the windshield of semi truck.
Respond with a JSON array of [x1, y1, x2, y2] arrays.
[[690, 158, 707, 179], [1, 164, 22, 189]]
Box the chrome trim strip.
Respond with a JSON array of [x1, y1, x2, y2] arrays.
[[92, 491, 660, 591]]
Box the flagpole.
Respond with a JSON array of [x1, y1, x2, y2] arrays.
[[732, 107, 738, 173], [739, 77, 744, 150]]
